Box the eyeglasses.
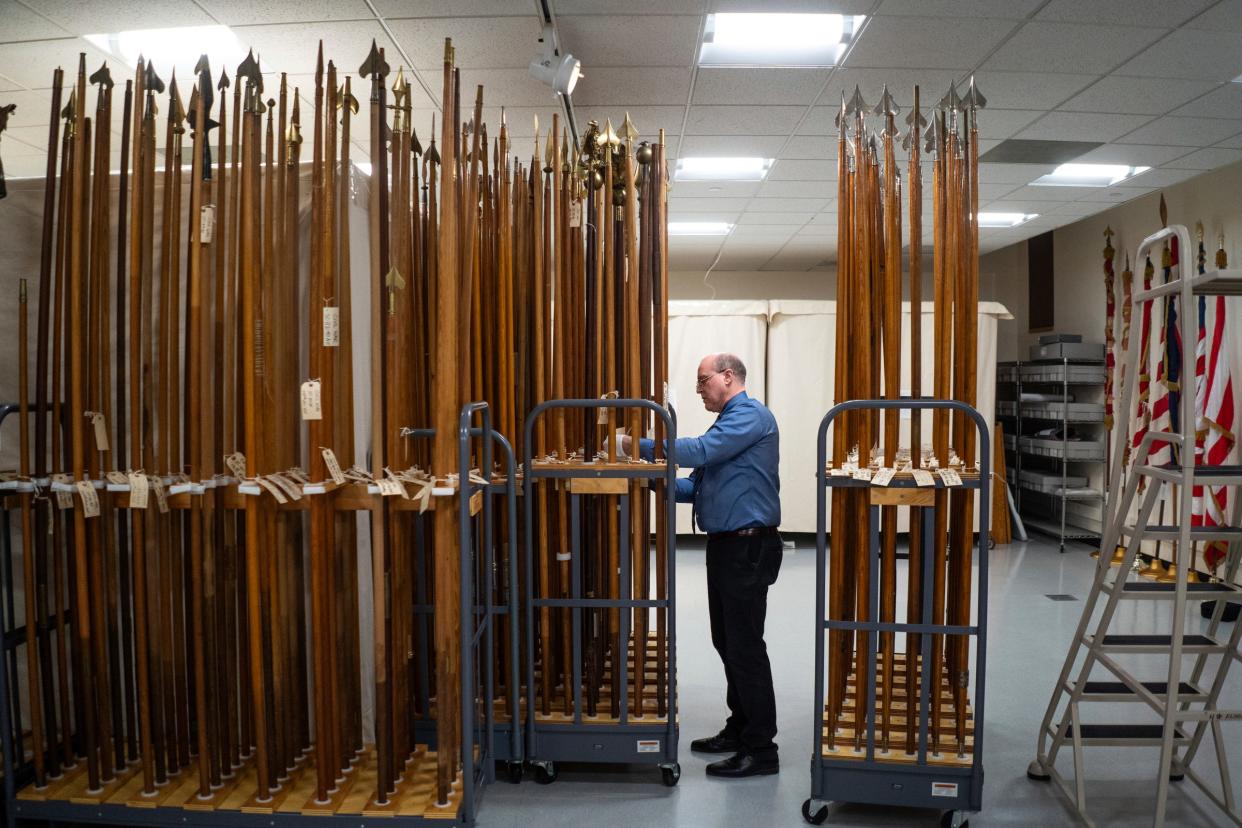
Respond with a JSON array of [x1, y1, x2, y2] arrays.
[[696, 370, 731, 389]]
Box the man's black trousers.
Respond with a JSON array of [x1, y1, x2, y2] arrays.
[[705, 530, 783, 760]]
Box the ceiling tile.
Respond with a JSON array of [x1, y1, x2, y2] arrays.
[[1117, 116, 1242, 146], [709, 0, 871, 11], [976, 109, 1044, 140], [846, 16, 1016, 70], [963, 70, 1096, 111], [1184, 0, 1242, 33], [1016, 111, 1154, 142], [1162, 146, 1242, 169], [738, 211, 816, 225], [667, 180, 760, 199], [1114, 28, 1242, 80], [731, 223, 803, 240], [0, 38, 125, 90], [982, 22, 1167, 75], [666, 210, 742, 223], [875, 0, 1043, 17], [767, 158, 836, 180], [978, 162, 1056, 183], [233, 21, 394, 76], [678, 133, 785, 157], [668, 195, 750, 212], [446, 67, 557, 107], [196, 0, 374, 25], [574, 105, 685, 135], [1072, 143, 1195, 165], [370, 0, 530, 15], [1073, 184, 1158, 203], [780, 135, 836, 160], [555, 14, 700, 67], [0, 72, 21, 91], [557, 0, 706, 13], [1167, 81, 1242, 119], [692, 67, 828, 106], [816, 67, 961, 123], [757, 179, 834, 198], [749, 196, 830, 212], [684, 104, 805, 136], [573, 66, 690, 106], [978, 182, 1022, 200], [1059, 75, 1219, 116], [20, 0, 216, 34], [1036, 0, 1214, 25], [1, 1, 69, 42], [1127, 166, 1203, 186], [387, 16, 542, 71], [1217, 132, 1242, 148]]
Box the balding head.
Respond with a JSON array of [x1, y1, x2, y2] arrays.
[[696, 352, 748, 413]]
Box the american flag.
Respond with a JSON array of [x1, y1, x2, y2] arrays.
[[1130, 256, 1157, 480], [1193, 237, 1235, 572], [1147, 237, 1182, 466]]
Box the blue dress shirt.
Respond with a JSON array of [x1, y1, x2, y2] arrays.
[[640, 391, 780, 533]]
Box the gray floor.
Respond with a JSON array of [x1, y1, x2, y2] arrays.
[[479, 535, 1241, 827]]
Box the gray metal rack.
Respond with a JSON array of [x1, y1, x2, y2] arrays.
[[804, 398, 989, 828], [0, 402, 505, 827], [521, 398, 679, 786], [996, 357, 1106, 551]]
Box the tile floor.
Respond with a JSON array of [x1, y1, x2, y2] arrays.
[[479, 534, 1240, 827]]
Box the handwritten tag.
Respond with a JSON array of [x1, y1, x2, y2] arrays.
[[76, 480, 100, 518], [321, 448, 346, 484], [938, 469, 962, 487], [106, 471, 128, 485], [200, 203, 216, 243], [377, 477, 403, 497], [255, 476, 289, 504], [301, 380, 322, 420], [151, 476, 170, 513], [52, 474, 73, 509], [323, 307, 340, 347], [569, 199, 583, 227], [852, 468, 873, 482], [382, 470, 410, 499], [912, 469, 936, 487], [872, 468, 896, 487], [128, 472, 149, 509], [225, 453, 247, 478], [268, 473, 303, 501]]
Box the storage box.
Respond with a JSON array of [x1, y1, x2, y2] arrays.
[[1030, 341, 1104, 361]]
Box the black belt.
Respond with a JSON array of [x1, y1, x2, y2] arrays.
[[707, 526, 778, 541]]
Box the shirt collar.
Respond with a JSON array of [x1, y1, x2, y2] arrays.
[[721, 390, 748, 413]]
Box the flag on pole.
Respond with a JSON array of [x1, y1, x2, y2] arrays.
[[1148, 236, 1182, 465], [1130, 255, 1157, 479]]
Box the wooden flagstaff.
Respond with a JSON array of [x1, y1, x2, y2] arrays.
[[32, 66, 63, 780], [876, 86, 902, 753], [359, 38, 393, 803], [19, 279, 45, 787], [904, 85, 925, 754]]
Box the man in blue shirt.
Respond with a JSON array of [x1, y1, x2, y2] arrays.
[[625, 352, 782, 778]]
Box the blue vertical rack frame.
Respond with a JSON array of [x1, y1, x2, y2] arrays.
[[521, 398, 679, 783], [804, 398, 990, 828]]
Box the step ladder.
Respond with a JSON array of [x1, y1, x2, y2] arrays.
[[1027, 224, 1242, 827]]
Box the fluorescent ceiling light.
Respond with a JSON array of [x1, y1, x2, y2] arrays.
[[977, 212, 1038, 228], [676, 157, 773, 182], [699, 13, 864, 66], [86, 25, 250, 76], [1031, 163, 1151, 187], [669, 222, 732, 236]]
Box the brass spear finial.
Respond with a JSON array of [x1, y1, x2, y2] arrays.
[[89, 62, 113, 90], [1216, 230, 1227, 269], [620, 111, 638, 142]]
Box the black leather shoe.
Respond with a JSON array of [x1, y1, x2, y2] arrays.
[[690, 731, 741, 753], [705, 751, 779, 778]]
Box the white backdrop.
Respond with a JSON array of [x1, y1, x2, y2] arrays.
[[669, 299, 1011, 534]]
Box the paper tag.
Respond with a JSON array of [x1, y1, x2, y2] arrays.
[[84, 412, 110, 452], [927, 456, 940, 469], [829, 467, 850, 477], [321, 448, 346, 484], [200, 204, 216, 243], [255, 476, 289, 504], [323, 307, 340, 347], [872, 467, 896, 487], [852, 468, 873, 482], [377, 477, 403, 497], [105, 471, 128, 485], [569, 199, 583, 227], [382, 470, 410, 499], [225, 453, 247, 478], [151, 476, 170, 513], [938, 469, 962, 487], [76, 480, 101, 517], [301, 380, 323, 420], [128, 472, 149, 509], [912, 469, 936, 487], [267, 473, 303, 501]]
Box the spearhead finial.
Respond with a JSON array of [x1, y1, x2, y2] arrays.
[[61, 92, 74, 121], [873, 84, 899, 119], [939, 82, 962, 112], [1159, 193, 1167, 228], [144, 62, 165, 95], [845, 85, 867, 121], [89, 62, 113, 90], [834, 90, 848, 131], [426, 114, 440, 165], [339, 85, 358, 115], [169, 73, 186, 125], [0, 103, 13, 134], [194, 55, 213, 113], [903, 86, 926, 151], [217, 67, 230, 91], [961, 76, 987, 111], [391, 66, 408, 103], [1216, 231, 1228, 268], [411, 127, 423, 156], [620, 111, 638, 142], [599, 117, 619, 148], [1195, 221, 1204, 241], [359, 39, 389, 82]]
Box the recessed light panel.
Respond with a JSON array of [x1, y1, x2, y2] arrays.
[[977, 212, 1038, 228], [675, 157, 773, 182], [1032, 163, 1150, 187], [86, 25, 250, 75], [699, 13, 864, 67]]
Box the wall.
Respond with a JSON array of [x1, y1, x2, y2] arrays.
[[670, 251, 939, 302]]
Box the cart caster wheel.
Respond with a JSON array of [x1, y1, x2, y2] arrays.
[[989, 535, 996, 550], [505, 761, 523, 784], [661, 763, 680, 787], [1026, 759, 1050, 781], [533, 761, 557, 785], [940, 811, 969, 828], [801, 798, 829, 825], [1169, 772, 1185, 782]]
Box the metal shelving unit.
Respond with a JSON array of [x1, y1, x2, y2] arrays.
[[997, 357, 1106, 551]]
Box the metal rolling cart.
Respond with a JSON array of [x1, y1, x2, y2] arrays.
[[0, 402, 501, 827], [804, 399, 989, 828], [521, 398, 679, 786], [404, 417, 523, 778]]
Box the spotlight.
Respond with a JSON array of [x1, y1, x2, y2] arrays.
[[529, 24, 582, 97]]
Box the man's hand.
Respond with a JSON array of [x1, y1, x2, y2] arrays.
[[603, 428, 632, 457]]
